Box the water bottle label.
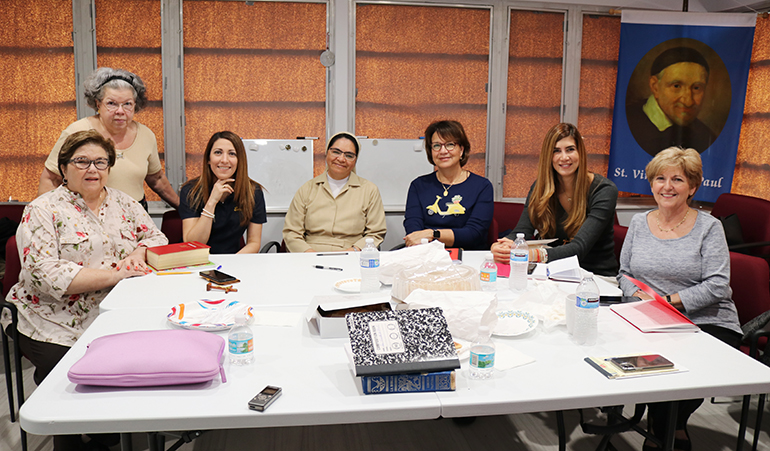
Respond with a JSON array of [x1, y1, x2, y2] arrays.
[[576, 296, 599, 309], [229, 337, 253, 354], [511, 253, 527, 263], [360, 258, 380, 269], [471, 351, 495, 369], [480, 270, 497, 283]]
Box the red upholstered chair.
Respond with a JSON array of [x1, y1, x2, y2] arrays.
[[0, 203, 25, 225], [711, 193, 770, 259], [730, 251, 770, 451], [161, 209, 183, 244], [487, 201, 526, 247], [613, 213, 628, 267], [2, 235, 21, 298]]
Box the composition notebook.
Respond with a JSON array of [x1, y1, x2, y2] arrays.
[[345, 307, 461, 377]]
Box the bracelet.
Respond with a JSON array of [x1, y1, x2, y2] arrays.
[[201, 208, 215, 219], [539, 248, 548, 263]]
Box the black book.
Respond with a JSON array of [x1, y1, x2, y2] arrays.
[[346, 307, 461, 377]]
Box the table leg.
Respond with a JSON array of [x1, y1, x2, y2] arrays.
[[556, 410, 566, 451], [120, 433, 132, 451], [737, 394, 750, 451], [663, 402, 678, 451]]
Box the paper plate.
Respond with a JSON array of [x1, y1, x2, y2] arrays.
[[334, 278, 362, 293], [494, 310, 538, 337], [167, 299, 253, 331]]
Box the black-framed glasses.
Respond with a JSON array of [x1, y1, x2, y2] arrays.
[[69, 157, 110, 170], [102, 100, 135, 112], [431, 142, 456, 152], [329, 148, 357, 160]]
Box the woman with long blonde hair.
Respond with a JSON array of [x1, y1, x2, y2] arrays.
[[179, 131, 266, 254], [491, 123, 618, 276]]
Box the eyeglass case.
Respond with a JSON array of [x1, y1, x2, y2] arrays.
[[67, 329, 226, 387]]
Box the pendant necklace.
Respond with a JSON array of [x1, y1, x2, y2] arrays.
[[439, 171, 465, 196], [656, 208, 690, 233]]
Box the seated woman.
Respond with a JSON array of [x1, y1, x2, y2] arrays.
[[283, 132, 386, 252], [491, 123, 618, 277], [403, 120, 493, 250], [179, 131, 266, 254], [4, 130, 166, 449], [618, 147, 742, 451]]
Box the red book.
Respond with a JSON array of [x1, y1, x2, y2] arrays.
[[146, 241, 211, 271], [610, 276, 699, 333]]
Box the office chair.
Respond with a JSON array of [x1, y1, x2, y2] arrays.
[[487, 201, 525, 247], [161, 209, 183, 244]]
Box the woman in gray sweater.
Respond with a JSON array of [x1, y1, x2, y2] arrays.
[[618, 147, 741, 451]]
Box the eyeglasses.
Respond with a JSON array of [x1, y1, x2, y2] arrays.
[[102, 100, 135, 112], [431, 142, 456, 152], [69, 157, 110, 170], [329, 148, 357, 160]]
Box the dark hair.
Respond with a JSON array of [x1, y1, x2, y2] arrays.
[[651, 47, 709, 77], [58, 130, 116, 178], [326, 132, 360, 156], [423, 120, 471, 167], [183, 131, 263, 228], [83, 67, 148, 112]]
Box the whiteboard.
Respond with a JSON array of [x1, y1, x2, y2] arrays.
[[355, 139, 435, 211], [243, 139, 313, 212]]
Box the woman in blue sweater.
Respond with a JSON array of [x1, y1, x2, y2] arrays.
[[403, 120, 493, 250]]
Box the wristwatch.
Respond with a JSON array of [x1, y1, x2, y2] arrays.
[[665, 294, 672, 304], [433, 229, 441, 240]]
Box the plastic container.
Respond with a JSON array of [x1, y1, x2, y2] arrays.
[[509, 233, 529, 292], [360, 238, 380, 293], [573, 272, 600, 346], [469, 326, 495, 379], [479, 253, 498, 292], [228, 315, 254, 365], [565, 294, 576, 335], [391, 263, 480, 301]]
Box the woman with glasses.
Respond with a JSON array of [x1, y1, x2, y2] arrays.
[[179, 131, 266, 254], [38, 67, 179, 210], [490, 123, 618, 277], [403, 120, 493, 250], [283, 132, 386, 252], [5, 130, 165, 449]]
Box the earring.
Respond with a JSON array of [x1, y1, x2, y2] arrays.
[[62, 178, 68, 186]]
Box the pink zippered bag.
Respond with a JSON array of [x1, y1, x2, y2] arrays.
[[68, 329, 227, 387]]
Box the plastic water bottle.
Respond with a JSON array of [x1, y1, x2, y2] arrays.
[[359, 238, 380, 293], [573, 272, 600, 346], [479, 253, 498, 292], [470, 326, 495, 379], [228, 315, 254, 365], [509, 233, 529, 292]]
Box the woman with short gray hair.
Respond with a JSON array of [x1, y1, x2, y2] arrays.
[[38, 67, 179, 209]]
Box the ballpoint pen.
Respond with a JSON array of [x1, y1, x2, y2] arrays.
[[312, 265, 343, 271]]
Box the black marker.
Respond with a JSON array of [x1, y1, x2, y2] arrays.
[[317, 252, 349, 256], [313, 265, 343, 271]]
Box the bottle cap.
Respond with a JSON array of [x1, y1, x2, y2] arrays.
[[516, 233, 524, 238], [485, 252, 494, 260], [478, 325, 491, 338], [366, 237, 374, 244]]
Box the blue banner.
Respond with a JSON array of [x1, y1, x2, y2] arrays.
[[608, 11, 755, 202]]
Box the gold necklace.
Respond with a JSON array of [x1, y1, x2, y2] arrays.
[[656, 208, 690, 233], [438, 171, 465, 196]]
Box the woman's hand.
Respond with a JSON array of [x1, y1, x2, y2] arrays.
[[209, 178, 235, 204], [633, 290, 654, 301], [404, 229, 434, 247], [491, 238, 513, 263], [114, 261, 150, 282]]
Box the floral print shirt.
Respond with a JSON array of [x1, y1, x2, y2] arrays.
[[4, 186, 168, 346]]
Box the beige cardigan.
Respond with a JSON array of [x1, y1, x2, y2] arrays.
[[282, 171, 387, 252]]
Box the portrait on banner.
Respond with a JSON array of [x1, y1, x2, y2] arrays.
[[625, 39, 731, 156]]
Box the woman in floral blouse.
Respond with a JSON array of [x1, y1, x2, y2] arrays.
[[4, 130, 167, 389]]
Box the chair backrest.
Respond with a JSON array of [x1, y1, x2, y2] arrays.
[[730, 251, 770, 327], [161, 210, 183, 244], [711, 193, 770, 257], [2, 235, 21, 297], [487, 201, 526, 247], [0, 203, 26, 225], [613, 223, 628, 267]]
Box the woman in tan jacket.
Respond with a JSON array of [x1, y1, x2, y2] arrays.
[[282, 132, 386, 252]]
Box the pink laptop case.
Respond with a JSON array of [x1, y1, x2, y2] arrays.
[[68, 329, 226, 387]]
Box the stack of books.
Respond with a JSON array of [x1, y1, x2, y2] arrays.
[[346, 307, 460, 394]]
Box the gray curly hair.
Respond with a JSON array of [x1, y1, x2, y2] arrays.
[[83, 67, 148, 112]]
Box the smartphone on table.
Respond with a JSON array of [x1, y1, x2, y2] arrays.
[[199, 270, 239, 285], [609, 354, 674, 372]]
